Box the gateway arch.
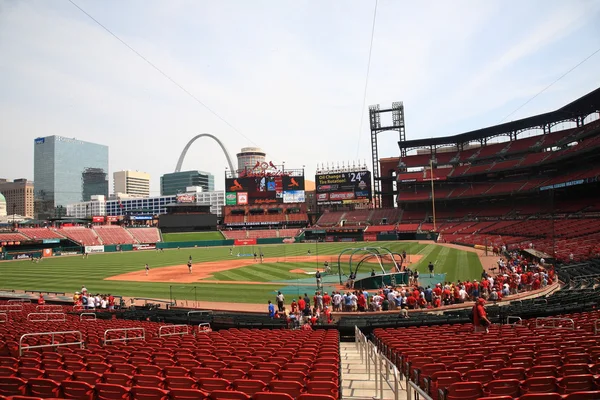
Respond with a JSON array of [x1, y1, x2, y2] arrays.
[[175, 133, 237, 175]]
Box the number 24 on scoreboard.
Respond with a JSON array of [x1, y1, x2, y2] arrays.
[[349, 172, 366, 182]]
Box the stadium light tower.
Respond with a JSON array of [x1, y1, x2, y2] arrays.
[[369, 102, 406, 208]]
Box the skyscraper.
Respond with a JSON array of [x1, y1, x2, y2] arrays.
[[237, 147, 266, 174], [0, 178, 34, 218], [113, 170, 150, 197], [33, 136, 108, 219], [160, 170, 214, 196]]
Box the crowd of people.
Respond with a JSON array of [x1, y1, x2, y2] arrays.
[[72, 286, 118, 310], [268, 251, 555, 324]]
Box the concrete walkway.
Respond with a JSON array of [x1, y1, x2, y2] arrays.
[[340, 342, 406, 400]]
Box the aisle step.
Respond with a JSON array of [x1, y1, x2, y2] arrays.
[[339, 342, 406, 400]]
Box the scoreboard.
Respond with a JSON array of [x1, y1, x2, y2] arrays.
[[315, 170, 372, 205], [225, 175, 305, 205]]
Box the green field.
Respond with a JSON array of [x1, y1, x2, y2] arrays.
[[0, 242, 482, 304], [162, 231, 225, 242]]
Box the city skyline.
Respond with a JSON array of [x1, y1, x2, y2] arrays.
[[2, 1, 599, 194]]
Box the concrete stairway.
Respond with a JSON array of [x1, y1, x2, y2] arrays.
[[340, 342, 406, 400]]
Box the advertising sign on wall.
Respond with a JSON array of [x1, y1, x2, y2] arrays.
[[237, 192, 248, 205], [225, 192, 237, 205], [84, 245, 105, 254], [176, 193, 196, 203], [234, 238, 257, 246], [315, 170, 372, 205], [133, 244, 156, 251], [92, 216, 105, 223]]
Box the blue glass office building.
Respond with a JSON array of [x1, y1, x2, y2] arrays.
[[34, 136, 109, 219]]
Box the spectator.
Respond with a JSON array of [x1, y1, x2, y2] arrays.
[[472, 298, 491, 333]]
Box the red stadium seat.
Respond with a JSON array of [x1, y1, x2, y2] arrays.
[[253, 393, 295, 400], [165, 377, 197, 390], [168, 388, 208, 400], [26, 378, 61, 398], [267, 381, 304, 399], [62, 380, 95, 400], [95, 383, 132, 400], [208, 390, 250, 400], [0, 377, 27, 396]]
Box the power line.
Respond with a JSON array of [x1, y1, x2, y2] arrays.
[[499, 45, 600, 123], [67, 0, 259, 149], [355, 0, 378, 159]]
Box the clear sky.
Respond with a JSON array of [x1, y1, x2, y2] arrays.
[[1, 0, 599, 194]]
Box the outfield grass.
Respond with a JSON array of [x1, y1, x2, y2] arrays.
[[162, 231, 225, 242], [0, 241, 482, 304]]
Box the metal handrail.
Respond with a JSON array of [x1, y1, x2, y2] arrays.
[[0, 313, 7, 323], [535, 317, 575, 330], [187, 310, 212, 318], [506, 316, 523, 325], [379, 352, 400, 400], [0, 304, 23, 312], [27, 313, 66, 322], [198, 323, 211, 332], [104, 328, 145, 345], [36, 305, 63, 312], [72, 305, 84, 312], [408, 380, 434, 400], [79, 313, 97, 321], [158, 324, 190, 338], [8, 299, 31, 303], [19, 330, 83, 356], [594, 319, 600, 335]]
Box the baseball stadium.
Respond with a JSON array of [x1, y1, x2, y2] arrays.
[[1, 86, 600, 400]]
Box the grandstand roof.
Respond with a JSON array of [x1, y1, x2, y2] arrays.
[[399, 86, 600, 149]]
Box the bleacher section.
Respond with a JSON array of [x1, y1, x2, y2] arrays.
[[127, 228, 161, 244], [0, 303, 340, 400], [440, 217, 600, 262], [59, 227, 102, 246], [93, 226, 135, 245], [221, 229, 301, 240], [315, 208, 402, 227], [375, 309, 600, 400], [0, 232, 30, 242], [17, 228, 65, 240]]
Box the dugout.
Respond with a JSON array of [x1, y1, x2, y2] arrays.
[[159, 204, 217, 233], [304, 227, 364, 242]]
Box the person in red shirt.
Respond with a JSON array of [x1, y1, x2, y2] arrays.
[[108, 294, 115, 310], [323, 292, 332, 307], [433, 296, 441, 308], [38, 294, 45, 305], [473, 298, 491, 333], [406, 295, 417, 309], [324, 306, 332, 323], [357, 292, 367, 312], [433, 284, 442, 297], [298, 298, 306, 312], [291, 300, 298, 313]]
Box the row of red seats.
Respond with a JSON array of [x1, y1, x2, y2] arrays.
[[0, 376, 337, 400]]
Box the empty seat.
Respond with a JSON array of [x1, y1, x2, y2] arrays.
[[208, 390, 250, 400], [445, 381, 483, 400], [95, 383, 132, 400], [62, 380, 94, 400], [27, 378, 61, 398], [0, 377, 27, 396]]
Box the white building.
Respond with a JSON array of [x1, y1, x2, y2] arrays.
[[66, 191, 225, 219], [236, 147, 266, 173], [0, 193, 6, 217], [113, 170, 150, 197]]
